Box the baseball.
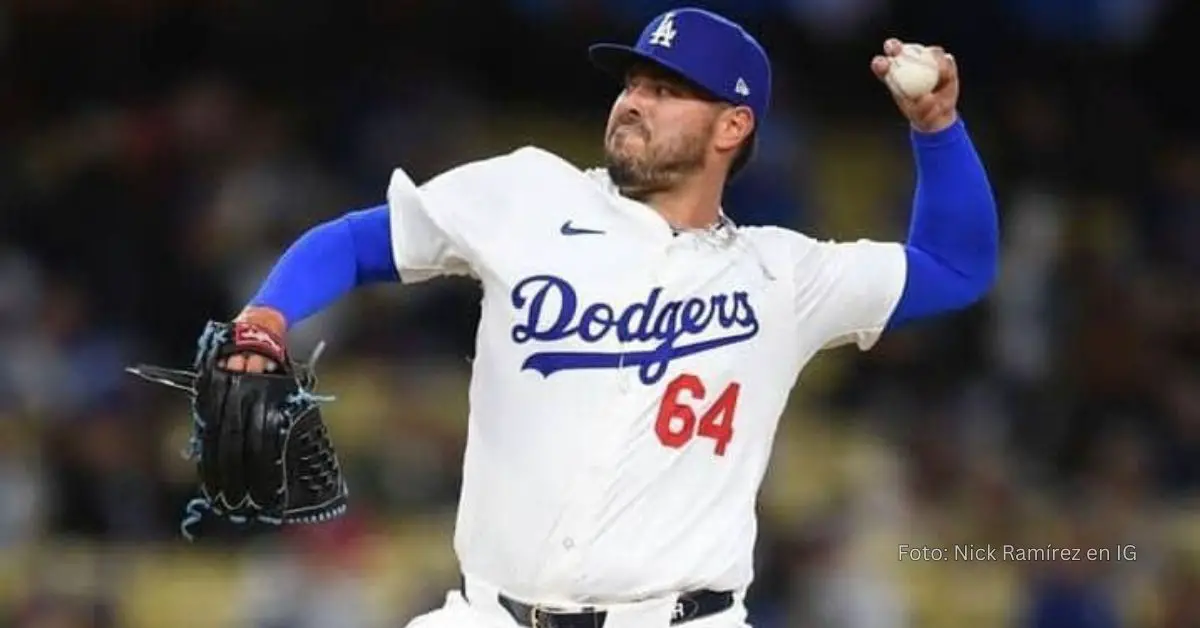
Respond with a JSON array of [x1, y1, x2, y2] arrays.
[[885, 43, 940, 98]]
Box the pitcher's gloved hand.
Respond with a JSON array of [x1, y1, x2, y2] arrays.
[[126, 320, 348, 540]]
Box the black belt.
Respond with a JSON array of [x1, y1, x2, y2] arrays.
[[487, 588, 734, 628]]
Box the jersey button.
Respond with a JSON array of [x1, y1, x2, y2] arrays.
[[562, 538, 575, 550]]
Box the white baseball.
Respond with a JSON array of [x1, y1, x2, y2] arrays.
[[885, 43, 940, 98]]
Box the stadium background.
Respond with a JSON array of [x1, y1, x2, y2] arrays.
[[1, 0, 1197, 626]]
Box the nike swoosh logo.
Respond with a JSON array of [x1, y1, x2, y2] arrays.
[[560, 220, 605, 236]]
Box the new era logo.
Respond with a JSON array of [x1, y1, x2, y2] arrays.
[[735, 78, 750, 97]]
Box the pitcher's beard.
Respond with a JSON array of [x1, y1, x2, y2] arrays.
[[606, 158, 670, 199], [604, 129, 707, 200]]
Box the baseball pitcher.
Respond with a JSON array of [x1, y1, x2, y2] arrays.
[[146, 7, 1000, 628]]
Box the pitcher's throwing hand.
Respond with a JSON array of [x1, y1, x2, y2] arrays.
[[872, 38, 960, 133]]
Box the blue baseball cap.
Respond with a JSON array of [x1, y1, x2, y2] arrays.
[[588, 8, 772, 125]]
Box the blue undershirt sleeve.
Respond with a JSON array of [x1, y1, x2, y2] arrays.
[[247, 205, 398, 327], [887, 118, 1000, 329]]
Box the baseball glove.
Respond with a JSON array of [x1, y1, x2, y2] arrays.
[[126, 320, 348, 540]]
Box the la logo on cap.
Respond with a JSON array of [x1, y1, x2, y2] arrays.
[[648, 12, 678, 48]]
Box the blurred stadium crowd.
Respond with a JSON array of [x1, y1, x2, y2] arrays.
[[0, 0, 1198, 627]]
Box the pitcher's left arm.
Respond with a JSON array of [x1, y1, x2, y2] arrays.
[[877, 39, 998, 328]]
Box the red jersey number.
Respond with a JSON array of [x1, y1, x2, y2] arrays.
[[654, 373, 740, 456]]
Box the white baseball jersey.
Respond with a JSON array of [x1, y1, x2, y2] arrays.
[[386, 146, 906, 605]]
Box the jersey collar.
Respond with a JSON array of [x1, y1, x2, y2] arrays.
[[584, 167, 739, 244]]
